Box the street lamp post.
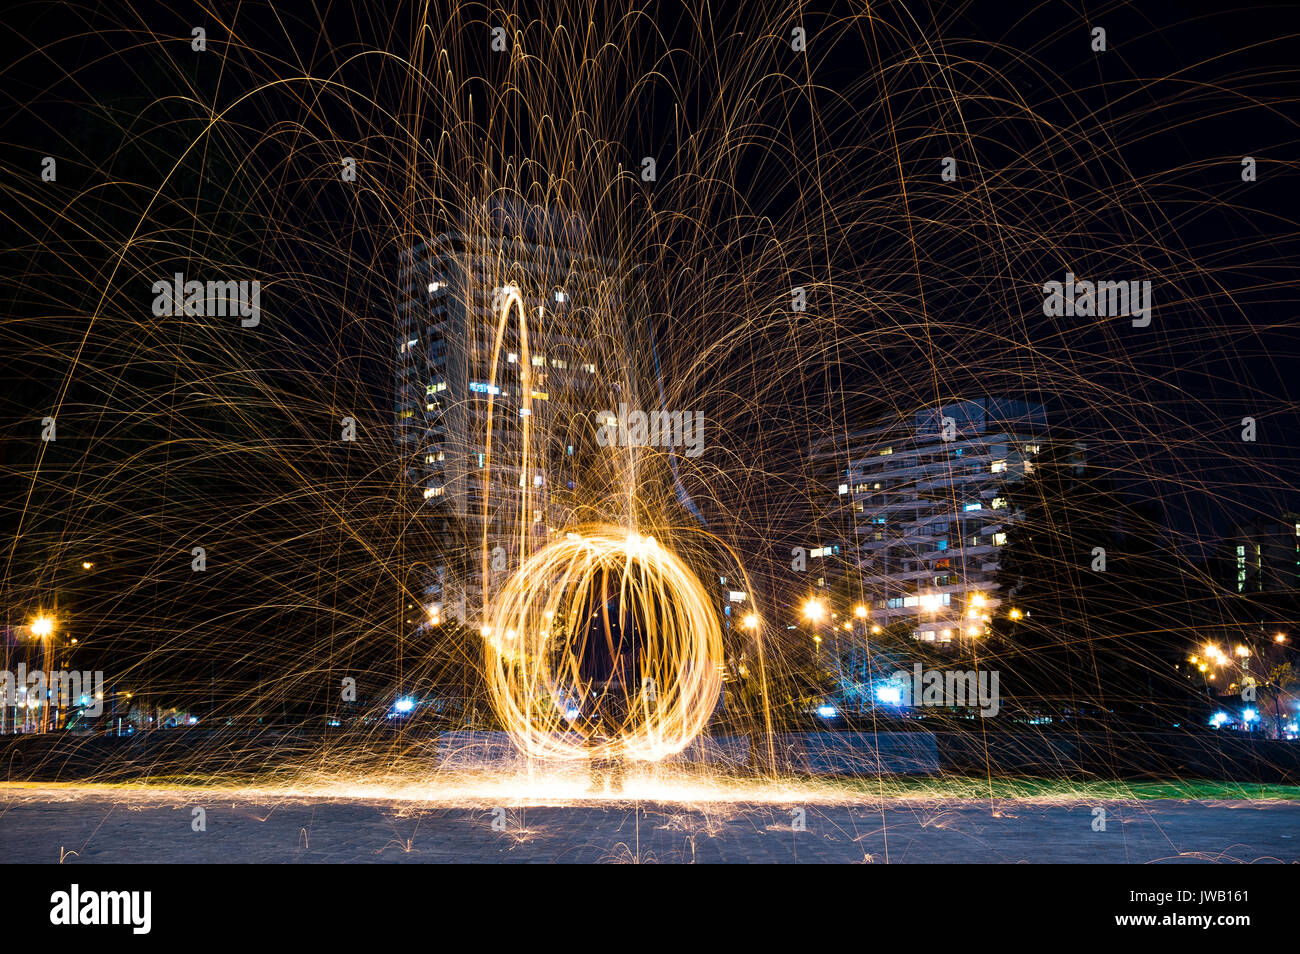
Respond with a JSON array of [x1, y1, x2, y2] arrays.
[[29, 615, 54, 733]]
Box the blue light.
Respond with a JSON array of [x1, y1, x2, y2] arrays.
[[393, 697, 416, 714], [1209, 711, 1229, 728], [566, 708, 580, 720], [816, 704, 838, 718], [1242, 708, 1259, 723], [874, 684, 903, 706]]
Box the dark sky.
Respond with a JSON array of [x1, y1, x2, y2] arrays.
[[3, 0, 1298, 570]]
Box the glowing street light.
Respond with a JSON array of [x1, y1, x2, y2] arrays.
[[853, 604, 868, 619], [30, 615, 54, 638], [803, 599, 826, 623], [742, 613, 760, 631]]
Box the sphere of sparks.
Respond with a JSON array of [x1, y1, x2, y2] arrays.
[[485, 527, 724, 763]]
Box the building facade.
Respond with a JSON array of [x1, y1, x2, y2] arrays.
[[815, 398, 1083, 648], [396, 206, 623, 625], [1229, 514, 1300, 595]]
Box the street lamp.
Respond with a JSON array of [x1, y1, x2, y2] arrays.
[[28, 614, 56, 732]]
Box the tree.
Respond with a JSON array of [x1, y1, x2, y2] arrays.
[[990, 444, 1198, 723]]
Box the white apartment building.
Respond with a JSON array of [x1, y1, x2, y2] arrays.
[[819, 399, 1084, 647]]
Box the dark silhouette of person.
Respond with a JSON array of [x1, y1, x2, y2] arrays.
[[575, 566, 647, 793]]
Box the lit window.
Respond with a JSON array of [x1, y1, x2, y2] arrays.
[[507, 352, 517, 363], [879, 447, 893, 456], [992, 497, 1007, 509], [469, 382, 501, 395], [993, 532, 1007, 546], [838, 484, 848, 495], [530, 390, 549, 400], [991, 460, 1007, 474], [555, 290, 568, 303], [427, 281, 443, 293], [531, 355, 545, 367], [963, 502, 982, 512]]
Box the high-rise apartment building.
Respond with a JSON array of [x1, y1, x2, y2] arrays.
[[1229, 514, 1300, 594], [814, 399, 1083, 649], [396, 205, 622, 625]]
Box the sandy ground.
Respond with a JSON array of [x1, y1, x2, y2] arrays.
[[1, 786, 1296, 862]]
